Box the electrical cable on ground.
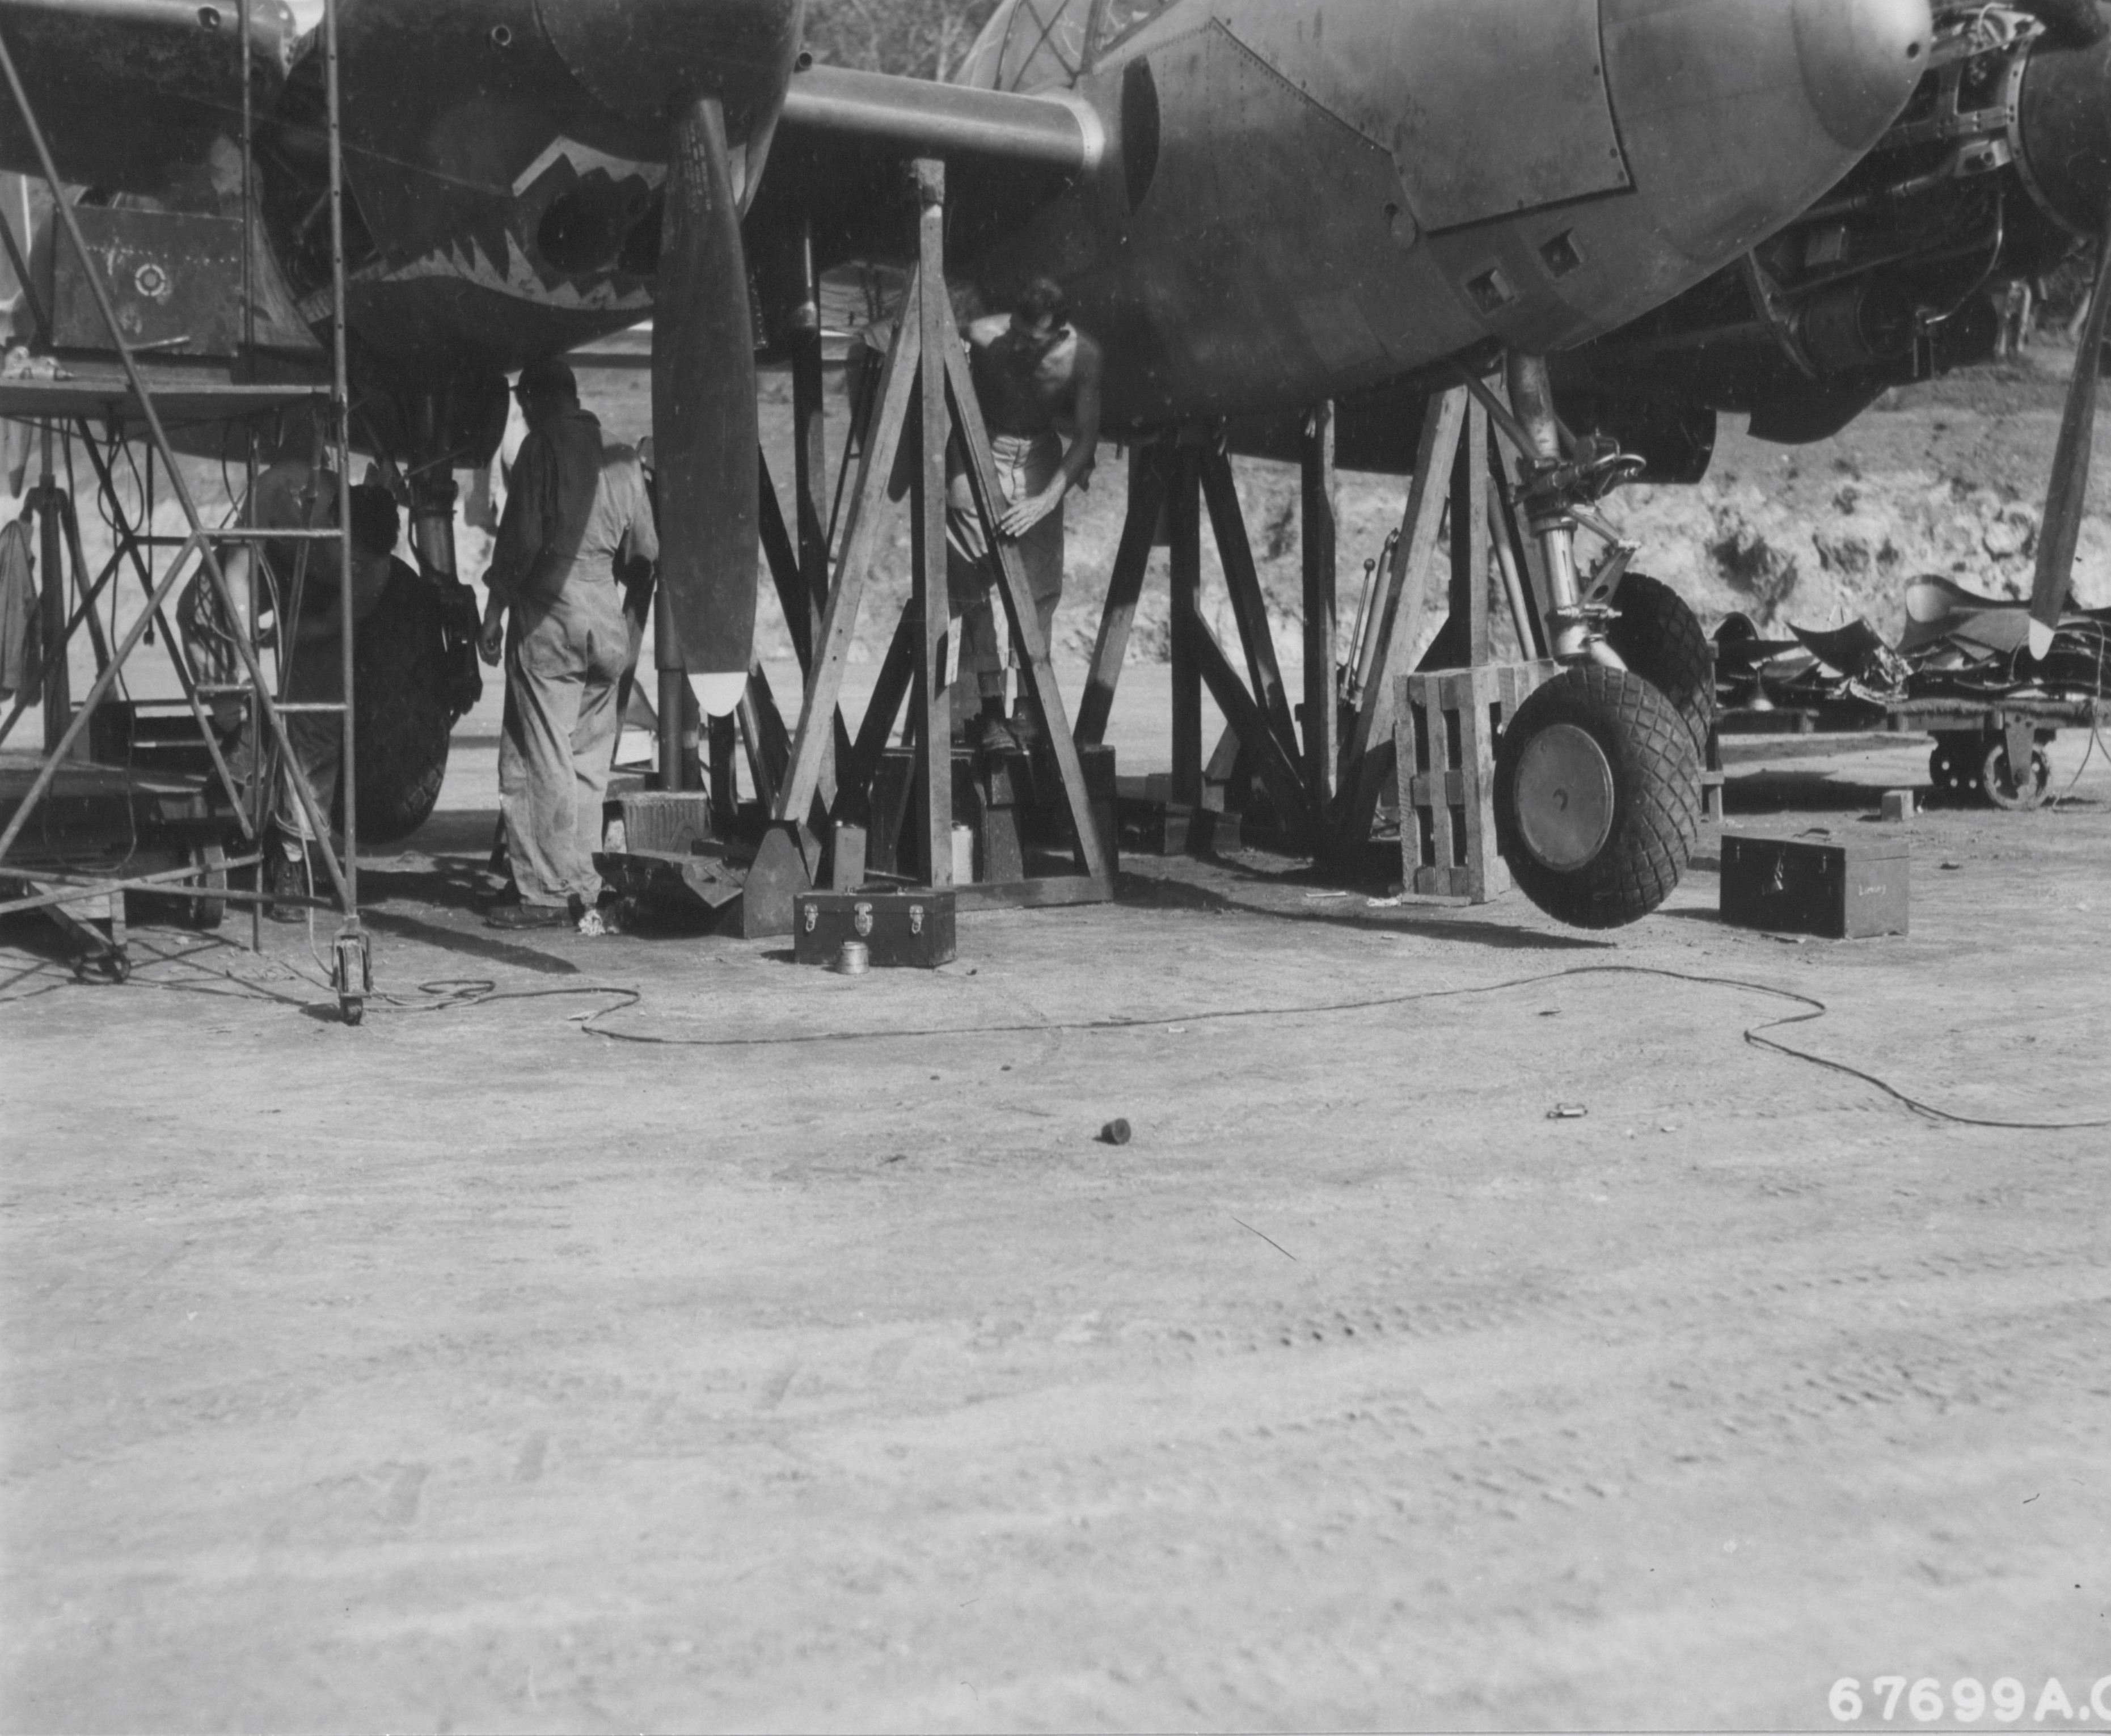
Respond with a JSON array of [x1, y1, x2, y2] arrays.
[[12, 937, 2090, 1134]]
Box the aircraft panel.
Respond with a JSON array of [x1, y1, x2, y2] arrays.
[[1222, 0, 1633, 235]]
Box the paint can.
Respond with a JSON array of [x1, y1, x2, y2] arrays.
[[834, 939, 871, 976]]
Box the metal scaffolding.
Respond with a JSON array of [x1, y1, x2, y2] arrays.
[[0, 0, 370, 1020]]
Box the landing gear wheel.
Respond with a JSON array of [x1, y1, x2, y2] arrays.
[[348, 569, 453, 843], [1603, 572, 1715, 758], [1495, 665, 1701, 929], [1982, 739, 2051, 811], [1928, 741, 1960, 795], [185, 842, 227, 931]]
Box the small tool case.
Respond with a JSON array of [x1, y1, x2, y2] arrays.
[[793, 889, 958, 969], [1720, 833, 1909, 939]]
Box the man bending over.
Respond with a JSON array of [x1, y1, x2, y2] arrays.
[[947, 276, 1102, 752]]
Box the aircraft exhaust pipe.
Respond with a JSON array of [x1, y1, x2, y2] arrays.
[[778, 64, 1104, 175], [2013, 0, 2110, 50]]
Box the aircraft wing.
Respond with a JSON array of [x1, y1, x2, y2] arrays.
[[0, 0, 298, 194], [755, 63, 1104, 277]]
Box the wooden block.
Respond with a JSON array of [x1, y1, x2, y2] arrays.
[[867, 748, 917, 877], [1703, 770, 1726, 822], [968, 753, 1029, 885], [1118, 798, 1239, 857], [1720, 833, 1909, 939], [1879, 789, 1914, 823], [614, 791, 716, 855], [733, 825, 814, 939], [831, 823, 868, 891]]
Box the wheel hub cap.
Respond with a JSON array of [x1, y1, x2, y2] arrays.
[[1515, 723, 1616, 870]]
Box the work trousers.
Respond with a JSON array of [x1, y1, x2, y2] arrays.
[[947, 430, 1065, 699], [273, 711, 341, 845], [500, 577, 629, 905]]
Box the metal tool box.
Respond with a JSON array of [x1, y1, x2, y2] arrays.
[[1720, 832, 1909, 939], [793, 889, 957, 969]]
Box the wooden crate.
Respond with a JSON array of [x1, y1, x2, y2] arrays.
[[1396, 662, 1557, 902], [605, 790, 715, 856]]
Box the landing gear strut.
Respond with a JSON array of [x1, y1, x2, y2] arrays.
[[1490, 353, 1704, 927]]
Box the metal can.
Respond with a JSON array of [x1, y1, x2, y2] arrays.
[[834, 939, 871, 975]]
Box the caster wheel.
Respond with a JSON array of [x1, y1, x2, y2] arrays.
[[1982, 740, 2051, 811], [1494, 665, 1702, 929], [186, 842, 228, 931], [340, 996, 365, 1027], [1603, 573, 1716, 758]]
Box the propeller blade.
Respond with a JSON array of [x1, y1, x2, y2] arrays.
[[653, 92, 758, 719], [2030, 198, 2111, 660]]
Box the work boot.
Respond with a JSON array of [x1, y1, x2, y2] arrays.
[[1008, 698, 1045, 752], [266, 838, 310, 923], [484, 895, 577, 931], [974, 695, 1017, 757]]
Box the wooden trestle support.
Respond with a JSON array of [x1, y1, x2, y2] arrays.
[[735, 159, 1116, 935], [702, 196, 1591, 915], [1077, 377, 1561, 875]]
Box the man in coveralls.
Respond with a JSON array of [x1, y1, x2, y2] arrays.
[[478, 357, 657, 931], [949, 276, 1103, 751]]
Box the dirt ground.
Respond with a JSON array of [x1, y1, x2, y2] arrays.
[[5, 667, 2110, 1729]]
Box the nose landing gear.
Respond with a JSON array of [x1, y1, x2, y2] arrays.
[[1488, 353, 1707, 927]]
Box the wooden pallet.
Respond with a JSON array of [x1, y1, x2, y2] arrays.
[[1396, 662, 1556, 902]]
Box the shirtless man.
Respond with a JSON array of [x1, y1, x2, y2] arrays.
[[948, 276, 1103, 751]]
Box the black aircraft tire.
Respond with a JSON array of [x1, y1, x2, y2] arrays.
[[1604, 572, 1715, 758], [1495, 665, 1701, 930], [348, 573, 454, 844]]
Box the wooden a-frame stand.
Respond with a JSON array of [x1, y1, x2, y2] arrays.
[[741, 159, 1115, 934], [1077, 378, 1556, 873]]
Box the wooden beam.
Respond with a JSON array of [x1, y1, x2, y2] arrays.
[[1332, 387, 1466, 855], [1450, 395, 1491, 669], [954, 875, 1109, 912], [913, 159, 953, 890], [1200, 447, 1302, 780], [773, 268, 923, 831], [1168, 446, 1204, 806], [1301, 403, 1337, 807], [1074, 445, 1164, 747], [756, 449, 811, 670], [1186, 612, 1313, 840], [843, 602, 918, 806], [789, 243, 832, 633]]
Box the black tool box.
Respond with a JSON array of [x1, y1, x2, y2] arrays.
[[793, 889, 958, 969], [1720, 833, 1909, 939]]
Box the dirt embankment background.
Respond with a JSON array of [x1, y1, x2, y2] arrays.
[[28, 341, 2109, 706], [733, 343, 2111, 678]]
